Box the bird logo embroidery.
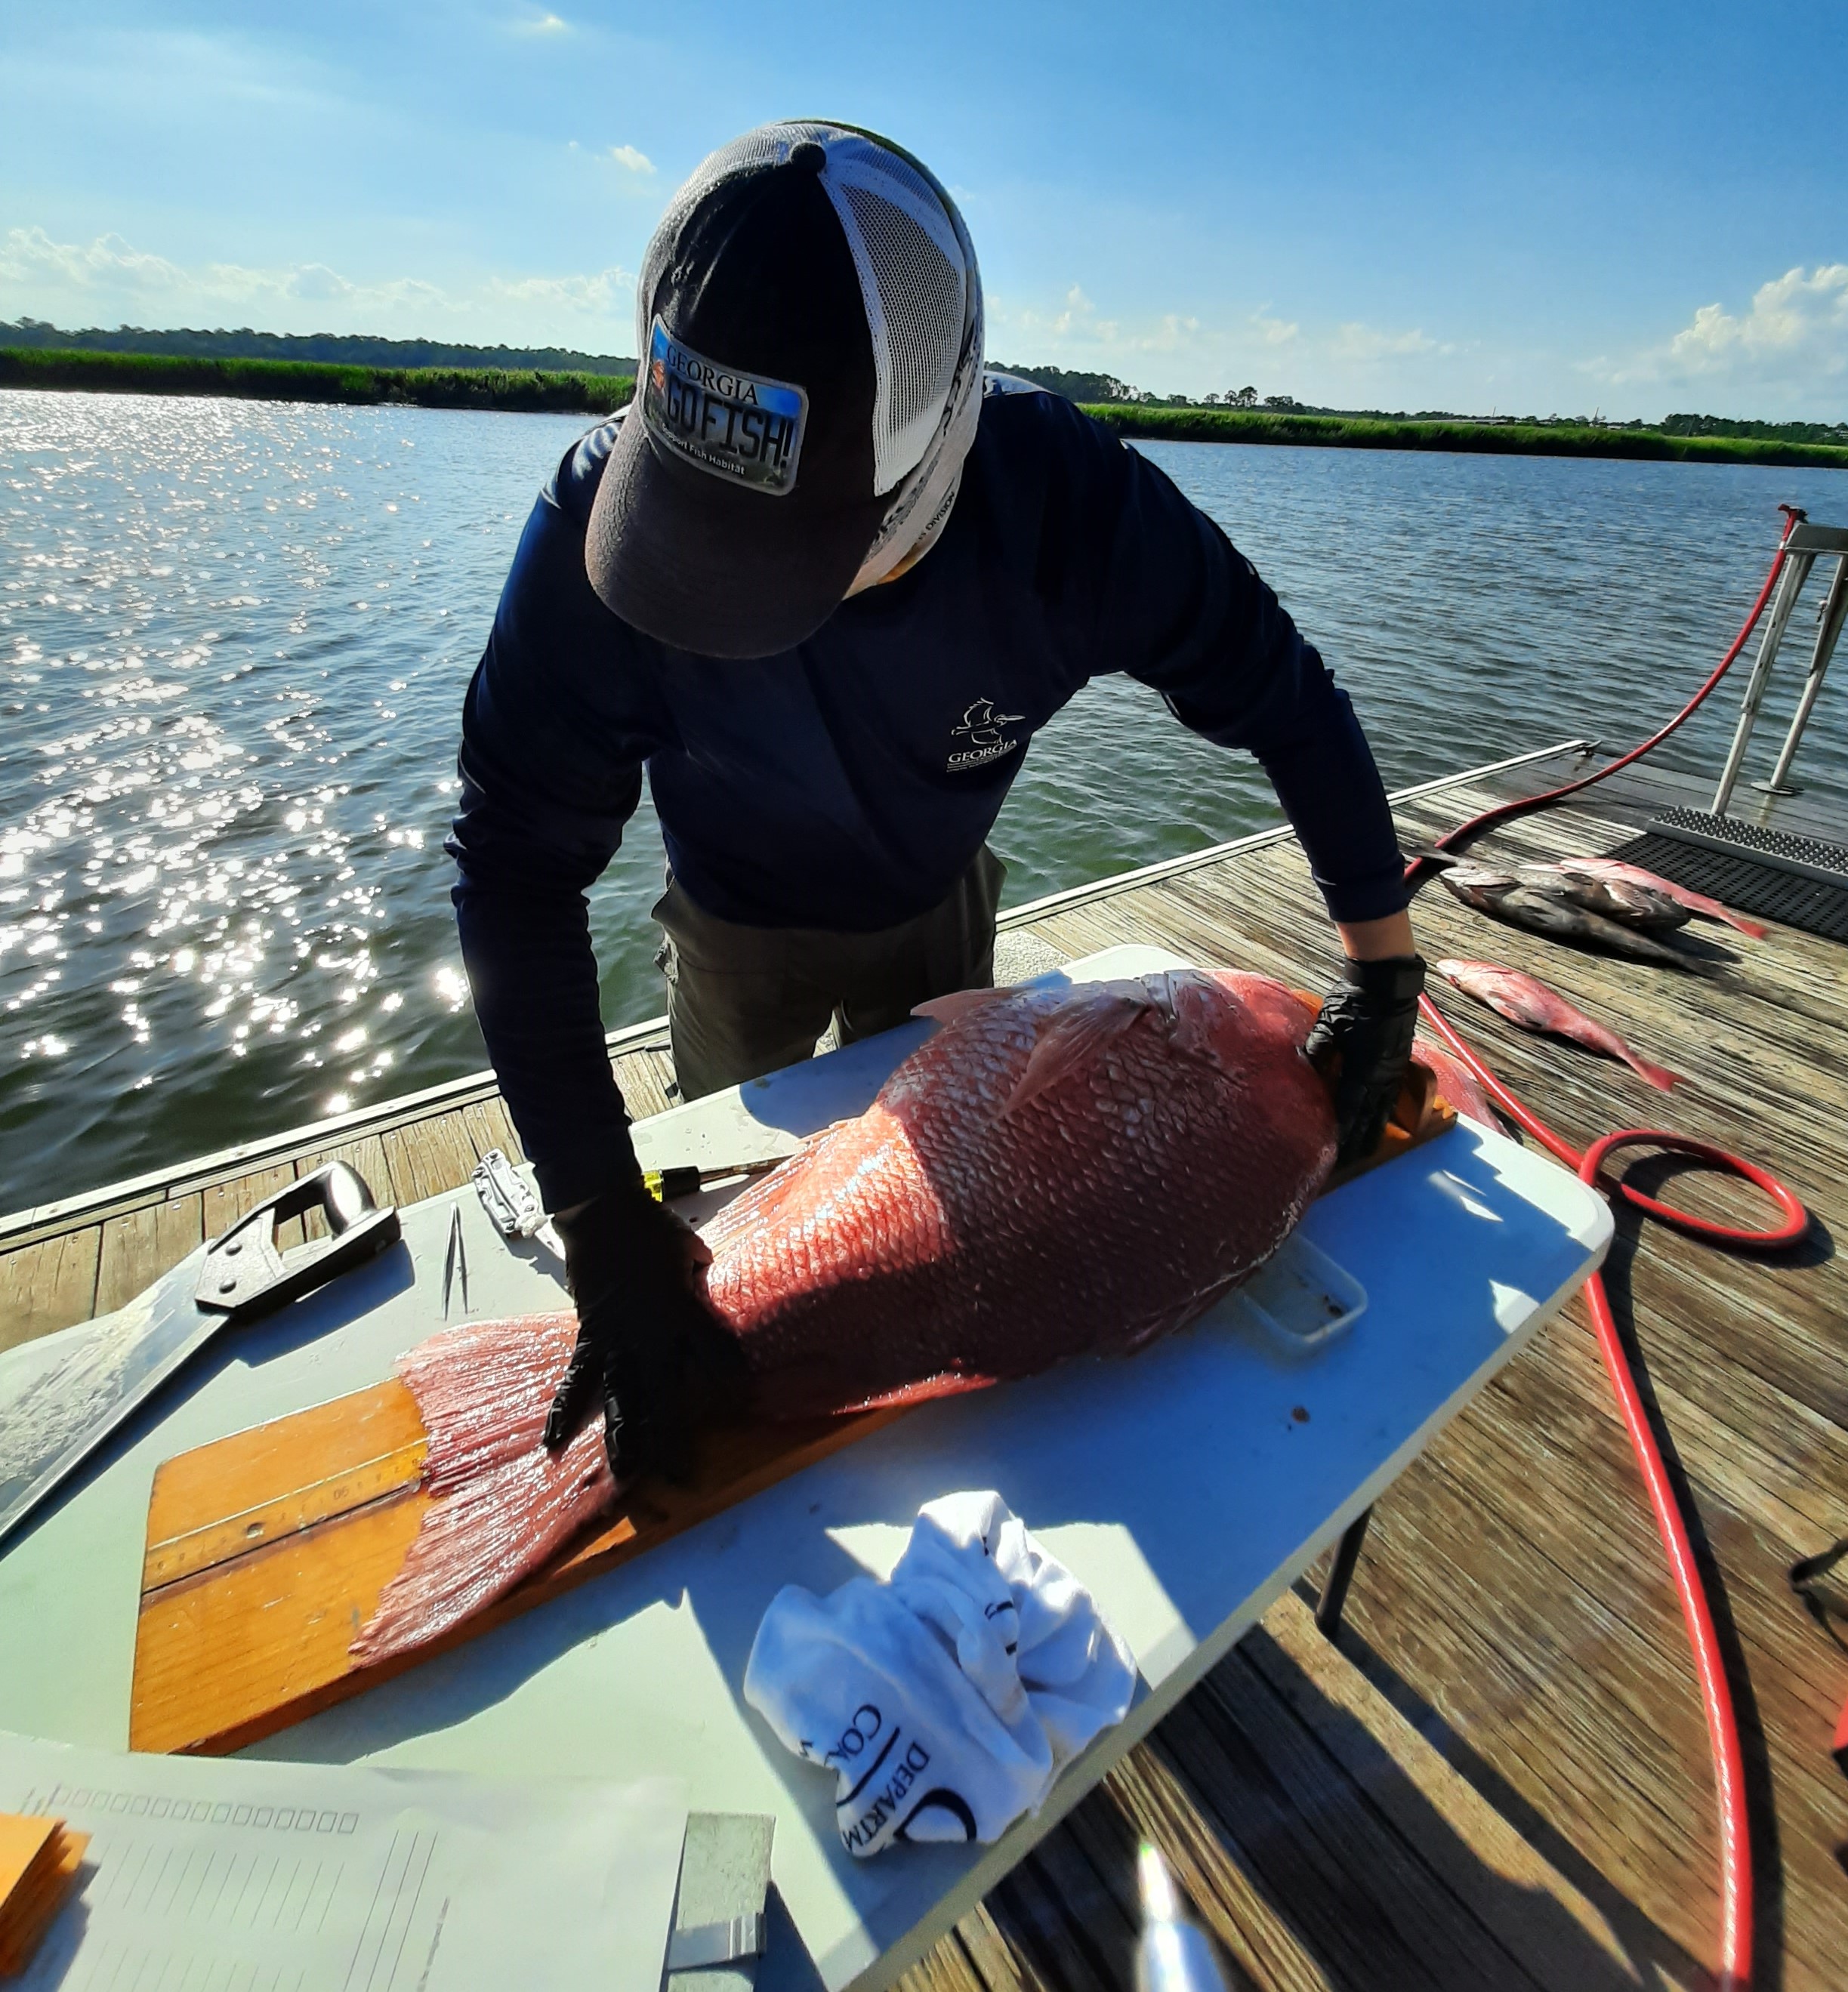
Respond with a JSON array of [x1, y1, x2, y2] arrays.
[[947, 698, 1026, 770]]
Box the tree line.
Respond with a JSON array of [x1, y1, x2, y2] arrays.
[[0, 316, 635, 377]]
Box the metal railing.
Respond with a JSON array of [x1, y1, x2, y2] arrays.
[[1712, 518, 1848, 813]]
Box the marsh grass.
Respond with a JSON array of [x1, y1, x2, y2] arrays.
[[0, 346, 634, 414], [6, 346, 1845, 470], [1083, 402, 1848, 470]]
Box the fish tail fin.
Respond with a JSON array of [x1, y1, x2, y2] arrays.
[[1720, 911, 1769, 940], [1626, 1053, 1680, 1091]]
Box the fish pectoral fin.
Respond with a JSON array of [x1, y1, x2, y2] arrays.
[[912, 988, 1013, 1025], [1001, 988, 1152, 1117]]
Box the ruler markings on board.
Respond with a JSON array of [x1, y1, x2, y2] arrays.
[[141, 1443, 429, 1592]]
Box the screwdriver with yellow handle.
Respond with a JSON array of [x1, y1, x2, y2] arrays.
[[642, 1158, 786, 1202]]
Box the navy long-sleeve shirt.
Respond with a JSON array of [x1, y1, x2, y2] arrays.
[[449, 380, 1407, 1210]]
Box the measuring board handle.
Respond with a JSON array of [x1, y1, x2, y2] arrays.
[[194, 1162, 401, 1322]]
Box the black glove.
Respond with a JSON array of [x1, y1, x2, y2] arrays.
[[1303, 954, 1426, 1168], [544, 1182, 748, 1485]]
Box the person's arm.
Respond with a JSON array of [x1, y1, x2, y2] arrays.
[[450, 684, 642, 1212], [449, 428, 746, 1485], [446, 439, 659, 1213], [1050, 402, 1421, 1158], [1337, 908, 1417, 961], [455, 695, 748, 1481]]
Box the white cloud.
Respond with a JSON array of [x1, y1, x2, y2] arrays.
[[1590, 264, 1848, 409], [1667, 264, 1848, 375], [489, 267, 634, 316], [606, 143, 655, 176], [990, 285, 1120, 347], [978, 281, 1481, 404], [1135, 313, 1203, 353], [514, 12, 570, 33], [0, 224, 635, 349], [1331, 321, 1438, 362]]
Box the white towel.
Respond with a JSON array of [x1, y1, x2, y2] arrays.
[[743, 1491, 1137, 1856]]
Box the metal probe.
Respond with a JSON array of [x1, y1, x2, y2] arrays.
[[1134, 1843, 1226, 1992]]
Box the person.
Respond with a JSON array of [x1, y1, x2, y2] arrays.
[[448, 120, 1423, 1488]]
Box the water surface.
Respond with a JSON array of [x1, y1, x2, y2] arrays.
[[2, 388, 1842, 1213]]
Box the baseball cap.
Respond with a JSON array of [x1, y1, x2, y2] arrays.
[[586, 121, 984, 659]]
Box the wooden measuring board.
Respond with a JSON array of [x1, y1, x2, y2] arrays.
[[129, 1065, 1455, 1759], [130, 1382, 895, 1756]]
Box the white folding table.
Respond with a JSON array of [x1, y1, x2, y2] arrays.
[[0, 946, 1612, 1990]]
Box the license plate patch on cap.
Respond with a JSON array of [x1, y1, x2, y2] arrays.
[[642, 318, 807, 495]]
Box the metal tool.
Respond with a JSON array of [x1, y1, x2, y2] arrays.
[[442, 1204, 470, 1318], [646, 1158, 786, 1201], [1134, 1842, 1226, 1992], [0, 1163, 400, 1553], [665, 1914, 766, 1972], [470, 1148, 544, 1238], [195, 1163, 400, 1318]]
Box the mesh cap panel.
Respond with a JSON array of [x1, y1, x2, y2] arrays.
[[818, 134, 971, 494], [836, 183, 964, 484]]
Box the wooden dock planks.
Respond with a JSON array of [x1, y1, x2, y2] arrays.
[[0, 1226, 100, 1356]]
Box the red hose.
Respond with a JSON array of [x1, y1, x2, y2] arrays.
[[1408, 503, 1808, 882], [1408, 505, 1812, 1989]]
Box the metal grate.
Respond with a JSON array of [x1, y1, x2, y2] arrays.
[[1605, 807, 1848, 942]]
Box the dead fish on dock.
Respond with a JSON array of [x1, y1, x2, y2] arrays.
[[1538, 868, 1689, 930], [353, 969, 1340, 1664], [1554, 856, 1768, 939], [1434, 957, 1680, 1091], [1420, 851, 1689, 930], [1434, 865, 1701, 967]]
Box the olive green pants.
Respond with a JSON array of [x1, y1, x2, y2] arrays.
[[652, 849, 1006, 1102]]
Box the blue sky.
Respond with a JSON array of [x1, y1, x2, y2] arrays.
[[2, 2, 1844, 419]]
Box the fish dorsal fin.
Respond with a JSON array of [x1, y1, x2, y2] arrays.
[[1001, 983, 1154, 1118], [912, 988, 1013, 1025], [1154, 969, 1233, 1073]]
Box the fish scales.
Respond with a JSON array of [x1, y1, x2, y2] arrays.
[[1434, 957, 1680, 1091], [704, 971, 1337, 1419], [348, 970, 1336, 1664]]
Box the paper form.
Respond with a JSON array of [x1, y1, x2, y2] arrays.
[[0, 1733, 687, 1992]]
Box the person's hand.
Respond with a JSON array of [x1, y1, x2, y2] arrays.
[[1303, 954, 1426, 1167], [545, 1182, 748, 1485]]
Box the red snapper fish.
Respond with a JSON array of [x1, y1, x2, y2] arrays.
[[1411, 1031, 1500, 1126], [1555, 857, 1768, 940], [1434, 957, 1679, 1091], [702, 968, 1338, 1418], [353, 970, 1337, 1664]]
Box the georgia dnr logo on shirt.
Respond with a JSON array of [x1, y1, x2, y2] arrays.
[[946, 698, 1026, 772]]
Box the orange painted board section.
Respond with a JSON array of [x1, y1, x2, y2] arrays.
[[140, 1379, 429, 1591], [0, 1817, 89, 1978], [131, 1376, 899, 1758]]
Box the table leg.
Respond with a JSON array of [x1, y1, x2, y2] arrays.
[[1315, 1506, 1374, 1640]]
